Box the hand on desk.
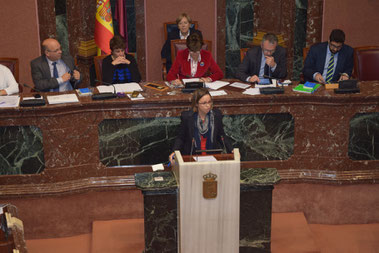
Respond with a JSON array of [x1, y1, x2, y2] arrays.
[[248, 75, 260, 83], [314, 73, 326, 84], [200, 77, 212, 83], [338, 74, 349, 81], [171, 79, 183, 86]]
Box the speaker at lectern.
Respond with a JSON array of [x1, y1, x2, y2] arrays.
[[172, 148, 240, 253]]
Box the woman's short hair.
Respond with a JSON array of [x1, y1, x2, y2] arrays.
[[186, 32, 203, 52], [176, 13, 192, 25], [191, 88, 212, 112], [109, 35, 126, 52]]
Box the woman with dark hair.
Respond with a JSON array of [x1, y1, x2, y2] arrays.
[[102, 35, 141, 84], [161, 13, 202, 73], [169, 88, 232, 163], [166, 32, 223, 85]]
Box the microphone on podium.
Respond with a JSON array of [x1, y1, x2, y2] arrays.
[[92, 80, 117, 100], [19, 84, 46, 107]]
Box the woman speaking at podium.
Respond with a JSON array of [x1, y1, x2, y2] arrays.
[[169, 88, 233, 164], [166, 32, 223, 85]]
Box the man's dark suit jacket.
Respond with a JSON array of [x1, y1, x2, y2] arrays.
[[161, 28, 202, 73], [172, 108, 233, 155], [236, 45, 287, 81], [302, 42, 354, 82], [30, 54, 80, 92], [102, 54, 141, 84]]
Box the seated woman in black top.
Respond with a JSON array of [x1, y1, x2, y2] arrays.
[[161, 13, 202, 74], [169, 88, 233, 164], [102, 35, 141, 84]]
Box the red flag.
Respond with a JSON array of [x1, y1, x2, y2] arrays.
[[95, 0, 114, 55]]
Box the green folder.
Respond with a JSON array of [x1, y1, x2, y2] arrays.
[[293, 83, 321, 94]]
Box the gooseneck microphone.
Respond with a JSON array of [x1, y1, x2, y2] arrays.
[[189, 138, 195, 161], [20, 84, 46, 107], [92, 80, 117, 100], [221, 135, 227, 154], [23, 83, 43, 93]]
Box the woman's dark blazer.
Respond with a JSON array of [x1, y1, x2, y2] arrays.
[[102, 54, 141, 84], [172, 108, 233, 155]]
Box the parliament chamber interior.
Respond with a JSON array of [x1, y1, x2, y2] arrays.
[[0, 0, 379, 252]]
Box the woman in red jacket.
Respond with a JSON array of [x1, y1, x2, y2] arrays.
[[166, 32, 223, 84]]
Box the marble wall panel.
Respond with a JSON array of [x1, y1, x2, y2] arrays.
[[99, 117, 181, 166], [98, 113, 294, 166], [0, 126, 44, 175], [225, 0, 254, 78], [224, 113, 294, 161], [349, 113, 379, 160], [293, 0, 308, 80], [37, 0, 57, 48], [306, 0, 323, 46]]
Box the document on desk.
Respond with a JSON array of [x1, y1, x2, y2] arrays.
[[229, 82, 251, 89], [47, 94, 79, 104], [97, 83, 143, 94], [0, 95, 20, 108], [255, 83, 277, 88], [182, 78, 200, 84], [209, 90, 227, 96], [194, 156, 217, 162], [205, 80, 230, 90], [243, 88, 261, 96]]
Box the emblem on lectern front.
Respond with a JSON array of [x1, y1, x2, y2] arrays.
[[203, 172, 217, 199]]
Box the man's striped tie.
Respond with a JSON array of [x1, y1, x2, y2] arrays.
[[326, 54, 334, 83]]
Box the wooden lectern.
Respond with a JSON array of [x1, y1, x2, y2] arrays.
[[172, 149, 240, 253]]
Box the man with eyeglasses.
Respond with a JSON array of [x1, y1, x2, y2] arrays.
[[303, 29, 353, 84], [236, 33, 287, 83], [31, 38, 81, 92]]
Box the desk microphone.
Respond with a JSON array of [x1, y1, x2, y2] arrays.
[[92, 80, 117, 100], [20, 84, 46, 107]]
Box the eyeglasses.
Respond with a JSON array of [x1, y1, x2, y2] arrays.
[[198, 101, 213, 106], [329, 43, 343, 50], [47, 48, 62, 53], [262, 48, 275, 54]]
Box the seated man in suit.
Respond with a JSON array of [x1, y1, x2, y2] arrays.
[[31, 38, 81, 92], [303, 29, 353, 84], [0, 64, 19, 95], [161, 13, 202, 74], [236, 33, 287, 83]]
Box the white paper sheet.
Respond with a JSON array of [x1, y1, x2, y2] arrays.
[[205, 80, 230, 90], [152, 163, 165, 171], [0, 96, 20, 108], [254, 83, 277, 88], [243, 88, 261, 96], [47, 94, 79, 104], [182, 78, 200, 84], [194, 156, 217, 162], [209, 90, 228, 96], [229, 82, 251, 89]]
